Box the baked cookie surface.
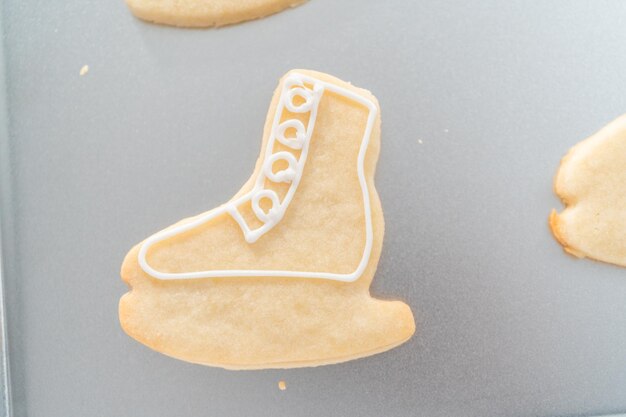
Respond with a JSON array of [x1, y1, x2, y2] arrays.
[[119, 70, 415, 369], [125, 0, 307, 27], [550, 114, 626, 267]]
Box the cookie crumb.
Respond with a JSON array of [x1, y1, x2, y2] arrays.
[[79, 65, 89, 76], [278, 380, 287, 391], [418, 139, 423, 144]]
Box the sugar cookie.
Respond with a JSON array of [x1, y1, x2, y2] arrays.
[[125, 0, 307, 27], [550, 114, 626, 267], [119, 69, 416, 369]]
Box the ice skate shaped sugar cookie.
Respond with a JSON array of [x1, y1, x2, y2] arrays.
[[119, 70, 415, 369], [550, 114, 626, 267], [125, 0, 307, 27]]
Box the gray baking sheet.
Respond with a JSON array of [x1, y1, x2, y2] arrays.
[[1, 0, 626, 416]]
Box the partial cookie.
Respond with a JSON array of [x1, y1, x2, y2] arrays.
[[119, 69, 415, 369], [125, 0, 307, 27], [550, 114, 626, 267]]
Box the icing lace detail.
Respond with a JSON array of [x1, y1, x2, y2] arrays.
[[227, 76, 323, 243]]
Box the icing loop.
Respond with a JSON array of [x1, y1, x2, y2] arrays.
[[285, 87, 314, 113], [276, 120, 306, 150], [252, 189, 281, 223], [264, 152, 298, 183]]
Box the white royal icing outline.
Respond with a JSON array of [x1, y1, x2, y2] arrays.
[[138, 72, 377, 283]]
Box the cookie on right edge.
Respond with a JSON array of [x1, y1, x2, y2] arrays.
[[550, 114, 626, 267]]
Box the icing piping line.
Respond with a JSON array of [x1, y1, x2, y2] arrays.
[[138, 73, 377, 283]]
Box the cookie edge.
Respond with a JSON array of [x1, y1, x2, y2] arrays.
[[125, 0, 308, 28]]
